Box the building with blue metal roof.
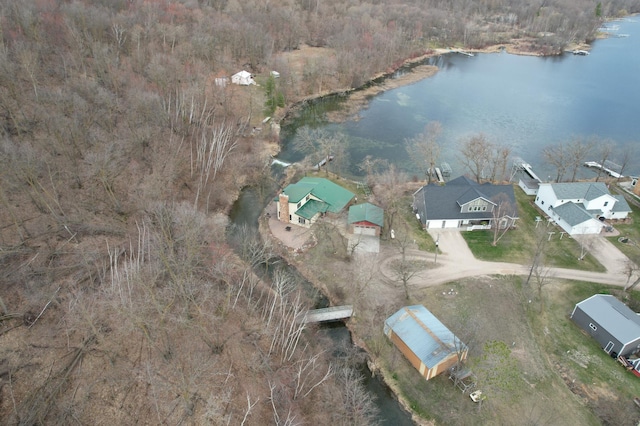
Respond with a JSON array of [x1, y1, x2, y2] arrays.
[[384, 305, 468, 380]]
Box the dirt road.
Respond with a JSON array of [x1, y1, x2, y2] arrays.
[[377, 230, 635, 288]]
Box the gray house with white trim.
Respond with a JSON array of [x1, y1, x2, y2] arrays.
[[412, 176, 518, 229], [571, 294, 640, 357]]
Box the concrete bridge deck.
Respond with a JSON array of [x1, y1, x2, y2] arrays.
[[303, 305, 353, 323]]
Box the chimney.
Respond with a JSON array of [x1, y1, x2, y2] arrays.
[[278, 193, 290, 223]]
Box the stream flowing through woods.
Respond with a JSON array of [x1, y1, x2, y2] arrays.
[[228, 186, 414, 425]]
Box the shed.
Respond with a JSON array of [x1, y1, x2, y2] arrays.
[[348, 203, 384, 236], [384, 305, 467, 380], [571, 294, 640, 357], [231, 70, 256, 86], [518, 177, 540, 195]]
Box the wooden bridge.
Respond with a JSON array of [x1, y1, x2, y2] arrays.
[[302, 305, 353, 324]]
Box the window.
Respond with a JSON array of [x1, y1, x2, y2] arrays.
[[298, 217, 305, 224], [297, 202, 302, 208], [541, 200, 544, 205], [306, 195, 310, 201], [604, 201, 609, 207], [482, 206, 487, 211], [589, 323, 597, 331]]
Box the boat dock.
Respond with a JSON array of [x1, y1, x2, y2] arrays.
[[512, 157, 543, 182], [441, 162, 452, 178], [583, 160, 623, 178], [428, 167, 445, 183], [450, 49, 475, 57]]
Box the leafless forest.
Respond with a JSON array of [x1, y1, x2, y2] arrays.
[[0, 0, 637, 424]]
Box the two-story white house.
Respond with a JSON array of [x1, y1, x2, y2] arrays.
[[534, 182, 631, 235]]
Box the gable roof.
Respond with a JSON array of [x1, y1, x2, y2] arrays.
[[385, 305, 465, 368], [281, 177, 355, 213], [576, 294, 640, 344], [413, 176, 517, 223], [549, 182, 610, 201], [456, 187, 495, 206], [612, 195, 632, 213], [296, 199, 329, 219], [348, 203, 384, 227], [551, 202, 596, 227]]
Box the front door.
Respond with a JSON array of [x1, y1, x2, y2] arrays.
[[604, 341, 615, 354]]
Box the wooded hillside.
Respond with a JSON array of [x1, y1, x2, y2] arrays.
[[0, 0, 636, 424]]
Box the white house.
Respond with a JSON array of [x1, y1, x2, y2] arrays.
[[231, 70, 256, 86], [275, 177, 355, 228], [534, 182, 631, 235]]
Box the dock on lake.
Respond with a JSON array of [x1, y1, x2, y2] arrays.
[[512, 157, 543, 182], [584, 160, 623, 178], [302, 305, 353, 324]]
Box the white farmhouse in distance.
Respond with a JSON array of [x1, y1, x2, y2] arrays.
[[535, 182, 631, 235], [231, 70, 256, 86]]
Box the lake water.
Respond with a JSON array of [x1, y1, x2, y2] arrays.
[[279, 17, 640, 180]]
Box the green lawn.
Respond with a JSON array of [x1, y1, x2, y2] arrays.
[[371, 278, 640, 425], [606, 187, 640, 266], [462, 186, 605, 271]]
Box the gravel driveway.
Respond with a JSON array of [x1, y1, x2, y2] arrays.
[[376, 229, 637, 289]]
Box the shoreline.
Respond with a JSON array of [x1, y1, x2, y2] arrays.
[[279, 37, 595, 126]]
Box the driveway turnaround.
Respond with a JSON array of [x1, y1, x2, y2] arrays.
[[376, 230, 636, 288]]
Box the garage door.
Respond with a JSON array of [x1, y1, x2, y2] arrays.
[[354, 226, 377, 236]]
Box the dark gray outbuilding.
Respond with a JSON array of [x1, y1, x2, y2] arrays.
[[570, 294, 640, 357]]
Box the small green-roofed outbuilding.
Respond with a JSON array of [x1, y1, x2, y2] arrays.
[[348, 203, 384, 227]]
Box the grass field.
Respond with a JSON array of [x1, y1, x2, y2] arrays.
[[606, 187, 640, 267], [369, 278, 640, 425], [462, 186, 605, 272]]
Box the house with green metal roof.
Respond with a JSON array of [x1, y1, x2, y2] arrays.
[[275, 177, 355, 228], [534, 182, 631, 235], [348, 203, 384, 236], [384, 305, 468, 381]]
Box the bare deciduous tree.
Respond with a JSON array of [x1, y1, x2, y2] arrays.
[[193, 119, 242, 209], [490, 193, 517, 246], [372, 164, 407, 237], [544, 137, 594, 183], [593, 139, 616, 182], [405, 121, 442, 183], [542, 142, 569, 183], [294, 127, 347, 176], [389, 230, 422, 300], [459, 134, 492, 183]]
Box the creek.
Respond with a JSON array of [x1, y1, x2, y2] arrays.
[[228, 186, 414, 425]]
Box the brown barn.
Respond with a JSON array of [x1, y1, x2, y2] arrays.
[[384, 305, 468, 380]]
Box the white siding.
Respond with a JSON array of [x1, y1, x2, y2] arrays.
[[584, 194, 616, 212], [354, 226, 377, 236], [427, 220, 460, 229]]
